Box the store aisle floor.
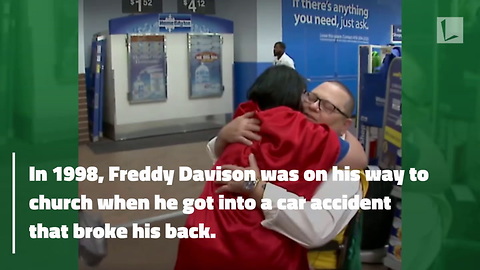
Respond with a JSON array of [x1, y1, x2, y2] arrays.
[[79, 141, 209, 225]]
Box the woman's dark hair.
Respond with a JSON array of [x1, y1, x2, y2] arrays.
[[247, 65, 306, 111]]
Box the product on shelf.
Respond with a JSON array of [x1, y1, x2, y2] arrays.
[[387, 200, 402, 261], [394, 201, 402, 218], [391, 217, 402, 240], [372, 51, 382, 71]]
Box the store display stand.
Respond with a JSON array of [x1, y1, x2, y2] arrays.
[[87, 34, 106, 142], [358, 45, 396, 264], [384, 185, 401, 270], [357, 45, 393, 165], [102, 14, 234, 141], [379, 57, 402, 270], [359, 49, 403, 266]]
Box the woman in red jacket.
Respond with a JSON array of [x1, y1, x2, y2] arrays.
[[175, 65, 345, 270]]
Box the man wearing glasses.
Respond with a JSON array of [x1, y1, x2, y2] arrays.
[[302, 81, 355, 138]]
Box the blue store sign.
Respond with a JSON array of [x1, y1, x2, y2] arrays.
[[391, 25, 402, 43]]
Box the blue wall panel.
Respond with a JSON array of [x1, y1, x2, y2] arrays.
[[233, 62, 257, 109], [233, 62, 273, 110]]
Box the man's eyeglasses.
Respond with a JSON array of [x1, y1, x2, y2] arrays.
[[302, 91, 350, 118]]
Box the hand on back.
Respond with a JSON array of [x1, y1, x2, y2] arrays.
[[219, 111, 262, 146]]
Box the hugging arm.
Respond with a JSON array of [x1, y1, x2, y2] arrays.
[[212, 111, 261, 159], [207, 117, 363, 248], [336, 131, 368, 169]]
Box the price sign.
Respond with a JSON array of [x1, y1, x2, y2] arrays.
[[178, 0, 215, 14], [122, 0, 163, 14]]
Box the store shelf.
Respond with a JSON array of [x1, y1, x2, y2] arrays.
[[383, 254, 401, 270], [361, 247, 387, 263], [391, 185, 402, 198], [389, 235, 401, 243]]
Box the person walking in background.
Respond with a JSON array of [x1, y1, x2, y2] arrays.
[[273, 41, 295, 69]]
